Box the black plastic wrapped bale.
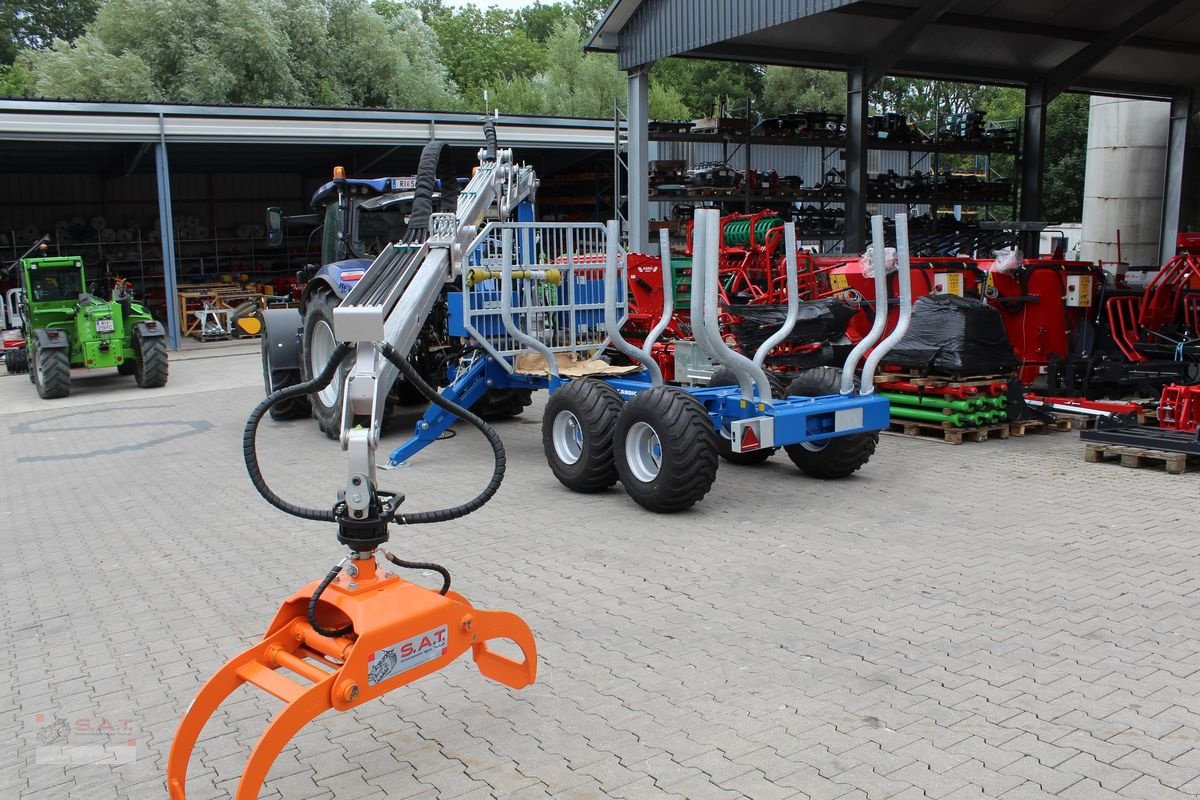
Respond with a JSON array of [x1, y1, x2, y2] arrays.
[[726, 299, 857, 354], [883, 294, 1018, 375]]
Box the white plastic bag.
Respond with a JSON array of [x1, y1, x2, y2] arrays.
[[992, 248, 1022, 273], [860, 245, 897, 278]]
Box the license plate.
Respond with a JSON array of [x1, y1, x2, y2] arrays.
[[96, 318, 114, 333]]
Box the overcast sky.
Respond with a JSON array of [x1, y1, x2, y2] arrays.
[[442, 0, 538, 9]]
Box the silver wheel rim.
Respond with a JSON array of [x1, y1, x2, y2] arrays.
[[552, 410, 584, 465], [800, 439, 828, 452], [625, 421, 662, 483], [310, 319, 338, 407]]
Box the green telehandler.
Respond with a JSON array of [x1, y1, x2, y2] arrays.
[[3, 238, 168, 398]]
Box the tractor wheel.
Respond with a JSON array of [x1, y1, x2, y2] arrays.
[[300, 288, 347, 439], [261, 316, 310, 421], [542, 379, 623, 493], [707, 367, 786, 465], [116, 360, 136, 376], [782, 367, 877, 479], [471, 388, 533, 421], [614, 386, 718, 513], [4, 347, 29, 374], [134, 334, 169, 388], [33, 347, 71, 399]]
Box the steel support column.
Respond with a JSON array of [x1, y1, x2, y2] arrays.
[[1020, 80, 1047, 255], [845, 66, 869, 253], [154, 117, 181, 351], [1161, 91, 1193, 264], [626, 64, 651, 252]]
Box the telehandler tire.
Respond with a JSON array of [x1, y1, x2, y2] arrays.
[[134, 334, 169, 388], [34, 347, 70, 399]]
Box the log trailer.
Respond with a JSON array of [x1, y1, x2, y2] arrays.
[[170, 122, 911, 797]]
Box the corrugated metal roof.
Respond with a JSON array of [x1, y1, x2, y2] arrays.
[[587, 0, 1200, 98], [0, 100, 619, 148]]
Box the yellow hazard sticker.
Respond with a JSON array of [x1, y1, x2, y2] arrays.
[[945, 273, 962, 296], [830, 273, 848, 293]]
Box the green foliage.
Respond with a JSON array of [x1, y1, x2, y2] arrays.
[[1043, 93, 1089, 222], [648, 81, 690, 121], [0, 62, 32, 96], [2, 0, 100, 63], [19, 34, 161, 101], [18, 0, 454, 108], [760, 67, 844, 115], [652, 58, 764, 117]]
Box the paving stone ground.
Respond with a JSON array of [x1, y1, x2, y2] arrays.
[[1, 350, 1197, 800]]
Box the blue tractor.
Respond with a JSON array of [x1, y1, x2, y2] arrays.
[[261, 156, 532, 434]]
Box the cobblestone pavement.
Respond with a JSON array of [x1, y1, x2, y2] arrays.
[[1, 351, 1197, 800]]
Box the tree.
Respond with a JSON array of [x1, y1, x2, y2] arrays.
[[651, 58, 765, 117], [2, 0, 100, 63], [20, 0, 456, 108], [760, 67, 845, 115], [1042, 92, 1089, 222]]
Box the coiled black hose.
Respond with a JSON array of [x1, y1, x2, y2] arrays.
[[384, 551, 451, 595], [243, 341, 354, 522], [308, 561, 353, 638], [377, 342, 506, 525]]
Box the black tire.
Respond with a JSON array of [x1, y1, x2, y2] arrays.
[[34, 347, 70, 399], [614, 386, 719, 513], [782, 367, 877, 479], [707, 367, 787, 465], [116, 359, 136, 376], [542, 379, 624, 493], [4, 347, 29, 374], [300, 288, 346, 438], [471, 388, 533, 421], [134, 334, 168, 388], [261, 320, 310, 421]]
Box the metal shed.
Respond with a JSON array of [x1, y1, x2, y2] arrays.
[[586, 0, 1200, 256], [0, 100, 617, 348]]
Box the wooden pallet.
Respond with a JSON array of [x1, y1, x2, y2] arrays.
[[1084, 443, 1191, 475], [1051, 412, 1093, 431], [1007, 418, 1073, 436], [874, 372, 1012, 389], [886, 420, 1011, 445]]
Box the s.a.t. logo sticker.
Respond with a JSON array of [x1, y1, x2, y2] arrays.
[[367, 625, 449, 685]]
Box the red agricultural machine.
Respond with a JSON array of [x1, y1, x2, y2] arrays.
[[625, 217, 1199, 402]]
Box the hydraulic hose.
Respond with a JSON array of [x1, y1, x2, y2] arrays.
[[243, 342, 355, 522], [383, 550, 451, 595], [377, 342, 506, 525], [308, 561, 353, 638]]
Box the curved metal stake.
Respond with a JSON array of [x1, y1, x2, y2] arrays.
[[641, 228, 675, 357], [753, 222, 800, 369], [694, 209, 774, 404], [840, 215, 889, 395], [861, 213, 914, 393], [499, 227, 559, 377], [603, 219, 663, 385]]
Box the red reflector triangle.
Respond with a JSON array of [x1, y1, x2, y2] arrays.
[[741, 425, 759, 450]]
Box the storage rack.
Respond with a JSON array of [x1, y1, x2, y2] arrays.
[[644, 107, 1020, 254]]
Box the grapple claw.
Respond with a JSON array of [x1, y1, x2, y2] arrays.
[[168, 556, 536, 799]]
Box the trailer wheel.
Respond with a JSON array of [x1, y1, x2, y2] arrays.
[[4, 347, 29, 374], [542, 379, 623, 493], [471, 388, 533, 420], [134, 334, 169, 388], [707, 367, 786, 465], [782, 367, 876, 479], [34, 347, 71, 399], [614, 386, 718, 513], [301, 288, 346, 438]]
